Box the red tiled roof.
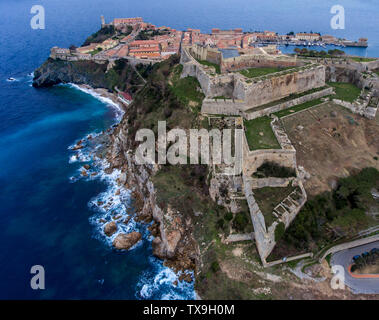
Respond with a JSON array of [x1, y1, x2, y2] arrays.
[[129, 46, 160, 53], [120, 92, 132, 101], [130, 40, 159, 46]]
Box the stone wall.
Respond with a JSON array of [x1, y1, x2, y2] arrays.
[[234, 65, 326, 109], [188, 44, 222, 65], [181, 46, 235, 97], [243, 148, 296, 178], [248, 177, 294, 188], [241, 116, 308, 264], [243, 87, 333, 120], [221, 54, 298, 73], [201, 98, 245, 115]]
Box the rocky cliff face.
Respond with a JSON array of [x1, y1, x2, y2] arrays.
[[105, 117, 197, 274], [33, 58, 109, 88]]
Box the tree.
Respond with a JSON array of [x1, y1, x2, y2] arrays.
[[275, 222, 286, 242]]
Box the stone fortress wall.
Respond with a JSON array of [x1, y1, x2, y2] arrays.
[[241, 116, 307, 264], [187, 44, 223, 65], [183, 44, 378, 265], [221, 53, 298, 73], [233, 64, 326, 109], [181, 44, 327, 113]]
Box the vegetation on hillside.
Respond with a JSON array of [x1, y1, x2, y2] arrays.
[[135, 28, 171, 40], [294, 48, 345, 58], [82, 25, 117, 46], [127, 55, 205, 143], [104, 59, 147, 92], [195, 59, 221, 74], [270, 167, 379, 259]]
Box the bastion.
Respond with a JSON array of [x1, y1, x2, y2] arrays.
[[180, 44, 326, 114]]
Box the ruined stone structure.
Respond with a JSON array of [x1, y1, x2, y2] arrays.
[[241, 116, 307, 265]]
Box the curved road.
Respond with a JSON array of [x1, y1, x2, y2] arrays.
[[331, 241, 379, 294]]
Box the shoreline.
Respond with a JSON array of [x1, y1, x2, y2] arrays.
[[67, 83, 197, 300], [69, 83, 127, 116]]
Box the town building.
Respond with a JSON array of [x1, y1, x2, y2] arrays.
[[296, 33, 321, 42]]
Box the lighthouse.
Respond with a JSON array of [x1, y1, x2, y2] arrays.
[[101, 15, 105, 28]]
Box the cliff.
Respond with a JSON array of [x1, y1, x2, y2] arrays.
[[33, 58, 143, 93], [102, 56, 214, 278]]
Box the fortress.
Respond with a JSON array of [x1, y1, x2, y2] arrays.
[[180, 43, 379, 265], [180, 44, 327, 117]]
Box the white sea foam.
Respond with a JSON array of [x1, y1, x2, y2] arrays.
[[68, 83, 124, 121], [67, 85, 194, 300], [6, 77, 18, 82], [137, 258, 195, 300]]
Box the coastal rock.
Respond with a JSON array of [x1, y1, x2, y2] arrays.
[[33, 59, 109, 88], [123, 216, 131, 225], [72, 145, 84, 150], [104, 221, 117, 236], [112, 232, 142, 250], [166, 229, 182, 258], [148, 222, 160, 237], [179, 273, 192, 283], [152, 237, 166, 259]]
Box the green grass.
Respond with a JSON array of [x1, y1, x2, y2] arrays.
[[196, 59, 221, 74], [328, 82, 361, 102], [89, 48, 103, 56], [213, 96, 230, 100], [325, 254, 332, 267], [169, 65, 205, 112], [253, 185, 295, 228], [244, 116, 280, 150], [274, 98, 324, 118], [350, 57, 376, 62], [239, 66, 294, 78]]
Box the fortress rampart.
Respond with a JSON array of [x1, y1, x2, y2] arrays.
[[222, 54, 298, 73], [181, 45, 326, 113], [234, 64, 326, 109]]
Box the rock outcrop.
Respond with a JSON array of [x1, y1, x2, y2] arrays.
[[112, 232, 142, 250], [104, 221, 117, 237], [33, 58, 109, 88]]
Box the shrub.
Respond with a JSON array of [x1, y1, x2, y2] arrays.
[[275, 222, 286, 242], [210, 261, 220, 273], [233, 212, 248, 232], [224, 212, 233, 221], [253, 161, 296, 178]]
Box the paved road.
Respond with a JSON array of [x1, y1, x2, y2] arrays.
[[331, 241, 379, 294]]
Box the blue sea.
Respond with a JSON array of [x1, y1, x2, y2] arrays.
[[0, 0, 378, 299]]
